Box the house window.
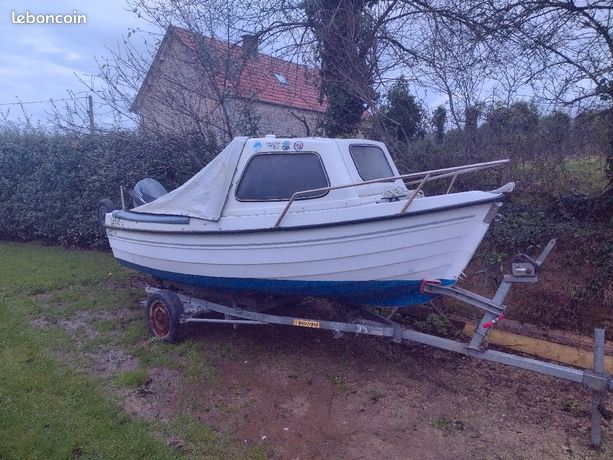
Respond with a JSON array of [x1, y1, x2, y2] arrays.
[[349, 145, 394, 181], [236, 153, 329, 201], [273, 72, 288, 86]]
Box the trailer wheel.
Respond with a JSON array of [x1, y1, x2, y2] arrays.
[[146, 291, 183, 343], [97, 198, 116, 226]]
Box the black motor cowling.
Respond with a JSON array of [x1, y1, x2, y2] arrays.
[[129, 178, 168, 208], [97, 178, 168, 226]]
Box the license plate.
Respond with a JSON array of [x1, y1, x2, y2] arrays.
[[293, 319, 320, 328]]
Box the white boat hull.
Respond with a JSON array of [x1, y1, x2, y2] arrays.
[[106, 198, 500, 306]]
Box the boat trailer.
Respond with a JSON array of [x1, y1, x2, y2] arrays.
[[143, 239, 611, 446]]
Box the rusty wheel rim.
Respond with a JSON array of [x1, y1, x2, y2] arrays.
[[149, 300, 170, 337]]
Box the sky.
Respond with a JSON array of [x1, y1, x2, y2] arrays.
[[1, 0, 153, 126]]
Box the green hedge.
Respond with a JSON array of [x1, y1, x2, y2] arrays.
[[0, 127, 218, 247], [0, 125, 607, 249]]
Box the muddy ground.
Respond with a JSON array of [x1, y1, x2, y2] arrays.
[[46, 296, 611, 460], [176, 324, 611, 459]]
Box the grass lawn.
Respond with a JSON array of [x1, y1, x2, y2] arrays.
[[0, 242, 265, 459]]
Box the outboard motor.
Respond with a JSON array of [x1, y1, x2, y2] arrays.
[[129, 178, 168, 208], [96, 178, 169, 226]]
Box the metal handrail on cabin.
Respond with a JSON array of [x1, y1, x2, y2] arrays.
[[273, 159, 510, 228]]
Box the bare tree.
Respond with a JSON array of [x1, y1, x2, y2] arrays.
[[67, 1, 264, 141], [412, 15, 491, 131], [506, 0, 613, 201], [81, 1, 509, 138]]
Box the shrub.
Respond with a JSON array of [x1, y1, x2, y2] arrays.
[[0, 126, 218, 247]]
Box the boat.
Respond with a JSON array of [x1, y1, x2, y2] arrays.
[[102, 136, 513, 307]]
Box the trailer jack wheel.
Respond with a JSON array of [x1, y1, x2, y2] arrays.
[[146, 290, 183, 343]]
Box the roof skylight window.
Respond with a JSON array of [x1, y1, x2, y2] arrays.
[[273, 72, 288, 85]]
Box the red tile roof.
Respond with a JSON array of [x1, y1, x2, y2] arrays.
[[171, 26, 326, 113]]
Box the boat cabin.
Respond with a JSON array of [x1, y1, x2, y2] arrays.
[[222, 136, 408, 218], [119, 135, 507, 232]]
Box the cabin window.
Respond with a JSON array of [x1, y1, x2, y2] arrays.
[[349, 145, 394, 181], [236, 153, 329, 201]]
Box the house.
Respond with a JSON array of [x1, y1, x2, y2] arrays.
[[131, 26, 326, 140]]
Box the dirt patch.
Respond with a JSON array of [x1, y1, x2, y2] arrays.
[[176, 323, 610, 459], [86, 347, 138, 376], [31, 308, 136, 338], [57, 311, 100, 339], [31, 317, 52, 330], [33, 307, 186, 424], [119, 367, 182, 421], [30, 292, 53, 303], [31, 312, 99, 338]]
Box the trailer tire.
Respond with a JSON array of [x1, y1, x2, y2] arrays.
[[146, 291, 183, 343], [97, 198, 116, 226]]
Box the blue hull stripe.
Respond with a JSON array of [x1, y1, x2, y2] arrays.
[[118, 259, 455, 307]]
